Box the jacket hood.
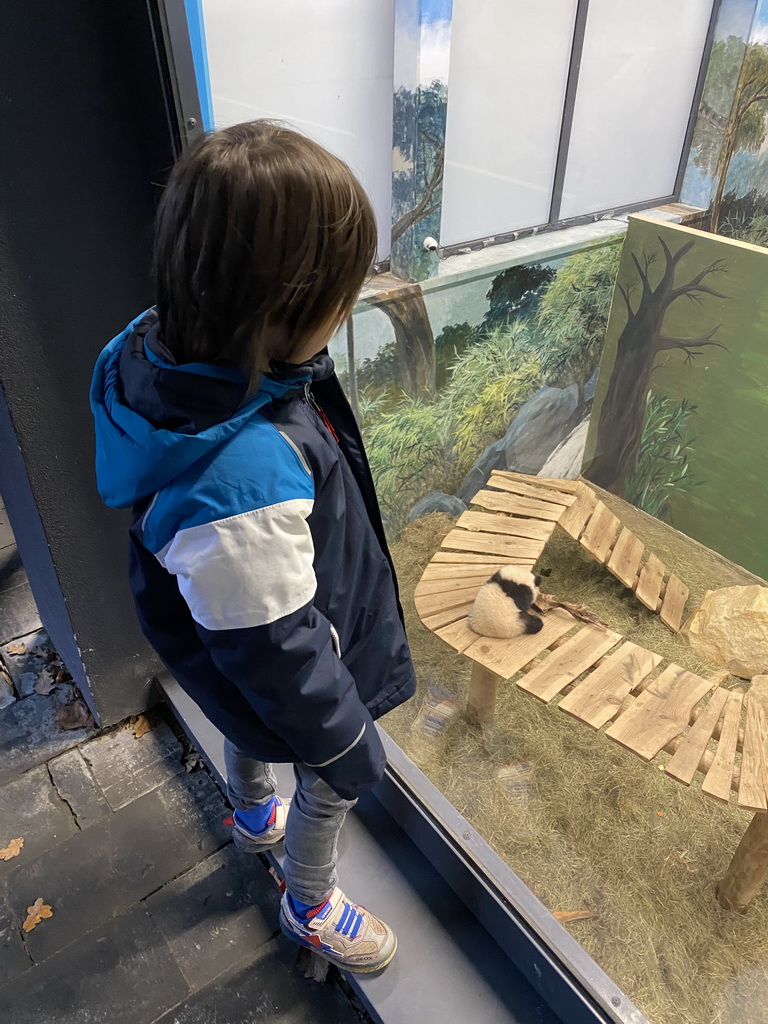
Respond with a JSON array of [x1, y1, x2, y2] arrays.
[[90, 309, 329, 509]]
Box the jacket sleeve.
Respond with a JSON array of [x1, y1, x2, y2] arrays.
[[155, 495, 386, 800]]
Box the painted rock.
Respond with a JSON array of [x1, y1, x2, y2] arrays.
[[681, 586, 768, 679]]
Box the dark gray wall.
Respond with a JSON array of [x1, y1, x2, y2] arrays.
[[0, 0, 181, 723]]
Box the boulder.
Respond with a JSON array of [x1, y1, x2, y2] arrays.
[[681, 586, 768, 678], [502, 385, 581, 476], [539, 417, 591, 480], [456, 384, 582, 502], [455, 439, 508, 504], [408, 491, 467, 523]]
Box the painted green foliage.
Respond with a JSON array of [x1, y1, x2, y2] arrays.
[[586, 215, 768, 579], [339, 240, 621, 536]]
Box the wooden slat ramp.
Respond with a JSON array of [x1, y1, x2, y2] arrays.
[[414, 470, 758, 815]]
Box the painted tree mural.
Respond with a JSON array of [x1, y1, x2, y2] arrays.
[[370, 283, 437, 398], [690, 36, 768, 233], [391, 82, 447, 281], [585, 235, 728, 495]]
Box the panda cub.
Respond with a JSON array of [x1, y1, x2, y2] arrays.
[[469, 567, 543, 639]]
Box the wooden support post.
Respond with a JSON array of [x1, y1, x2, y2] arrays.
[[717, 812, 768, 912], [466, 662, 503, 726]]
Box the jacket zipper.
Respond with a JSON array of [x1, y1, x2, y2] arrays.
[[304, 383, 339, 442]]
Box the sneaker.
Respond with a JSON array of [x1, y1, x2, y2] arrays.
[[231, 796, 290, 852], [279, 887, 397, 973]]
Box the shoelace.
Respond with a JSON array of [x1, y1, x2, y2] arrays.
[[335, 901, 364, 941]]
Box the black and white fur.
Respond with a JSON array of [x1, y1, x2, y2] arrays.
[[468, 567, 543, 638]]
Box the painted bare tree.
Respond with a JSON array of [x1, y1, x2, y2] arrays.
[[585, 236, 728, 494], [370, 283, 437, 399]]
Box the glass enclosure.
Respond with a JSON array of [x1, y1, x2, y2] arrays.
[[186, 2, 768, 1021]]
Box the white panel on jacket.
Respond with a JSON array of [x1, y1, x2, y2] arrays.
[[157, 498, 317, 630]]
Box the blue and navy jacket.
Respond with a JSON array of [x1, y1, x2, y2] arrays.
[[90, 309, 415, 800]]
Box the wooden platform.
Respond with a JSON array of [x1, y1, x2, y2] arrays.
[[413, 471, 758, 813], [414, 470, 768, 910]]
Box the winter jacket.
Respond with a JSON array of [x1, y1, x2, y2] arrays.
[[90, 309, 415, 800]]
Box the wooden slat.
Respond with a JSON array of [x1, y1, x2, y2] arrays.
[[422, 560, 519, 579], [558, 643, 663, 729], [635, 553, 665, 611], [463, 608, 575, 679], [431, 551, 533, 566], [455, 511, 550, 551], [493, 471, 582, 494], [435, 617, 480, 653], [478, 475, 576, 507], [442, 529, 543, 560], [465, 491, 556, 540], [421, 601, 475, 631], [606, 528, 645, 588], [414, 584, 482, 618], [517, 626, 622, 703], [664, 686, 729, 785], [702, 691, 744, 803], [660, 574, 689, 632], [415, 574, 494, 595], [480, 478, 565, 522], [605, 665, 716, 761], [579, 502, 621, 563], [738, 695, 768, 812], [558, 488, 599, 540]]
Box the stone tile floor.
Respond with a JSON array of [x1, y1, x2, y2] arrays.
[[0, 505, 368, 1024]]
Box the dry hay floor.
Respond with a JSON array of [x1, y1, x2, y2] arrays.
[[384, 506, 768, 1024]]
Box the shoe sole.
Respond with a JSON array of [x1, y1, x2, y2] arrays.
[[279, 912, 397, 974]]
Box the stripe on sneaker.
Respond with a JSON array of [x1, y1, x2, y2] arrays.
[[349, 912, 363, 940], [336, 903, 354, 934]]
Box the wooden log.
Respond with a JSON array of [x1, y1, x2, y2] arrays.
[[423, 559, 520, 577], [717, 812, 768, 912], [416, 574, 494, 595], [465, 491, 556, 539], [466, 662, 504, 726], [414, 584, 482, 618], [421, 601, 475, 631]]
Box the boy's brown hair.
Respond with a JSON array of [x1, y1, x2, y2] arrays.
[[153, 120, 376, 376]]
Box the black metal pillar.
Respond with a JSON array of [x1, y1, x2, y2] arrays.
[[0, 0, 183, 723]]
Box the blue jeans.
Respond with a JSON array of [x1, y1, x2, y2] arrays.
[[223, 739, 356, 905]]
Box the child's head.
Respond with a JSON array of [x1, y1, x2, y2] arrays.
[[153, 120, 376, 377]]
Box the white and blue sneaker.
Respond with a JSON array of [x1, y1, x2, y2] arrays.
[[279, 887, 397, 973], [230, 796, 290, 852]]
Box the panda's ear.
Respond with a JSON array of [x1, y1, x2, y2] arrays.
[[534, 575, 542, 587]]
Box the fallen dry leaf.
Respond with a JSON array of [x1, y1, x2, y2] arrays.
[[553, 909, 596, 923], [133, 715, 152, 739], [55, 700, 93, 731], [34, 671, 57, 696], [23, 898, 53, 932], [0, 838, 24, 861], [5, 641, 26, 656]]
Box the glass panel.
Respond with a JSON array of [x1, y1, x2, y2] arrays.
[[200, 0, 395, 254], [560, 0, 714, 219], [439, 0, 578, 246]]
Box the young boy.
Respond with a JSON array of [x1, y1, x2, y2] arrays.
[[90, 121, 416, 973]]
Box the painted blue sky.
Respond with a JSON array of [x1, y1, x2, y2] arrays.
[[752, 0, 768, 41], [420, 0, 452, 25]]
